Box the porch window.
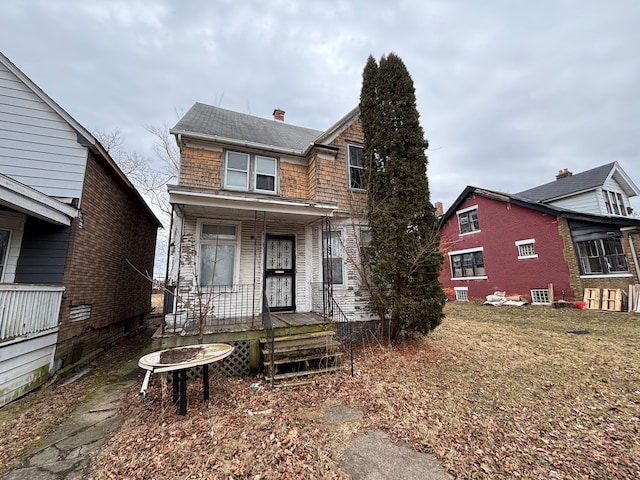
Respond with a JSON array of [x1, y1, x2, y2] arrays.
[[0, 229, 10, 280], [323, 231, 343, 284], [348, 144, 364, 190], [449, 248, 486, 279], [224, 151, 278, 193], [576, 238, 628, 275], [457, 206, 479, 234], [199, 223, 239, 287]]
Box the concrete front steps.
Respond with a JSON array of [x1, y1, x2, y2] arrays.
[[260, 330, 342, 385]]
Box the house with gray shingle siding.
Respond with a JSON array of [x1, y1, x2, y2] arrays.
[[164, 103, 375, 345]]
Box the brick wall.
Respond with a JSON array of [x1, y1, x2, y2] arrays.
[[56, 151, 158, 367]]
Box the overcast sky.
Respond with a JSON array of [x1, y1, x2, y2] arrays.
[[2, 0, 640, 213]]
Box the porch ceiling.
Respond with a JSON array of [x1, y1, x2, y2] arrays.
[[170, 186, 337, 222]]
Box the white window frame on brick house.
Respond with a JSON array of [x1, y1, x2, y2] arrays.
[[196, 220, 241, 288], [347, 143, 365, 190], [454, 286, 469, 301], [448, 247, 487, 279], [530, 289, 550, 305], [224, 150, 278, 194], [457, 205, 480, 235], [516, 238, 538, 259]]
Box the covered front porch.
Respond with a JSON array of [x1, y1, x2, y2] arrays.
[[163, 186, 353, 380]]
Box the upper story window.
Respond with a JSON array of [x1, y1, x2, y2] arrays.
[[516, 239, 537, 259], [576, 237, 628, 275], [457, 206, 479, 234], [348, 144, 364, 190], [224, 151, 277, 193], [449, 248, 486, 279], [603, 190, 626, 216]]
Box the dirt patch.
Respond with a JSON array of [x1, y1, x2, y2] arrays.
[[324, 405, 363, 424]]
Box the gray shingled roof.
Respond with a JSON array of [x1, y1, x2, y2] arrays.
[[515, 162, 616, 202], [171, 103, 323, 153]]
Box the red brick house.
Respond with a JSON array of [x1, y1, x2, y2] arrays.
[[0, 52, 160, 406], [439, 163, 640, 306]]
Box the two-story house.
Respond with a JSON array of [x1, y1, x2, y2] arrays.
[[439, 162, 640, 308], [163, 103, 373, 376], [0, 52, 160, 406]]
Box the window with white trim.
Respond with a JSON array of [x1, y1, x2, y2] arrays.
[[457, 206, 479, 234], [454, 287, 469, 301], [323, 231, 343, 285], [531, 289, 550, 305], [198, 222, 239, 287], [603, 190, 626, 216], [224, 151, 277, 193], [516, 239, 537, 259], [449, 248, 486, 278], [348, 144, 364, 190]]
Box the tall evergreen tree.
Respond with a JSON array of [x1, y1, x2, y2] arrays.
[[359, 53, 445, 339]]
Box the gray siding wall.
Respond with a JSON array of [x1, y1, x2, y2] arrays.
[[0, 63, 87, 199], [15, 217, 70, 284]]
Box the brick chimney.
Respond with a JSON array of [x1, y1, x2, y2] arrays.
[[434, 201, 444, 217], [273, 108, 285, 122], [556, 168, 572, 180]]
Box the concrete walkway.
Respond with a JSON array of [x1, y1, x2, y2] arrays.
[[3, 379, 134, 480]]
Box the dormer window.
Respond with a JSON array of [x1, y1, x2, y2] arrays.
[[457, 206, 480, 234], [224, 151, 278, 193], [603, 190, 626, 216]]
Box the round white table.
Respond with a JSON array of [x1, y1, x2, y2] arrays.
[[138, 343, 234, 415]]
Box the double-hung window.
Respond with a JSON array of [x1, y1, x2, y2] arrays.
[[576, 237, 628, 275], [603, 190, 626, 216], [457, 206, 479, 234], [323, 231, 344, 285], [198, 222, 239, 287], [449, 248, 486, 278], [348, 144, 364, 190], [224, 151, 277, 193]]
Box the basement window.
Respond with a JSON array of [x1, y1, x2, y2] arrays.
[[454, 287, 469, 301], [530, 289, 550, 305]]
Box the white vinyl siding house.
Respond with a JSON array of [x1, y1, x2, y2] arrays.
[[0, 60, 88, 200]]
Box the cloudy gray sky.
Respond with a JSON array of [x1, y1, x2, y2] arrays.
[[2, 0, 640, 213]]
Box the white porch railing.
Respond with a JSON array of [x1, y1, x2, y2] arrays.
[[0, 284, 64, 341]]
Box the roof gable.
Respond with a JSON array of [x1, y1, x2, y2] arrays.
[[440, 185, 640, 228], [171, 103, 324, 154], [516, 162, 640, 203]]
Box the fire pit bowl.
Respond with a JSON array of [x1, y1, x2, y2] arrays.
[[138, 343, 234, 373]]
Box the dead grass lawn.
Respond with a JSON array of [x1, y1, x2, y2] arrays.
[[2, 302, 639, 479]]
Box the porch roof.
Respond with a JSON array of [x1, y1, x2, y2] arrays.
[[168, 184, 337, 220], [0, 173, 78, 226]]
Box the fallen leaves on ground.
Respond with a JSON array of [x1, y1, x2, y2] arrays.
[[3, 303, 640, 479]]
